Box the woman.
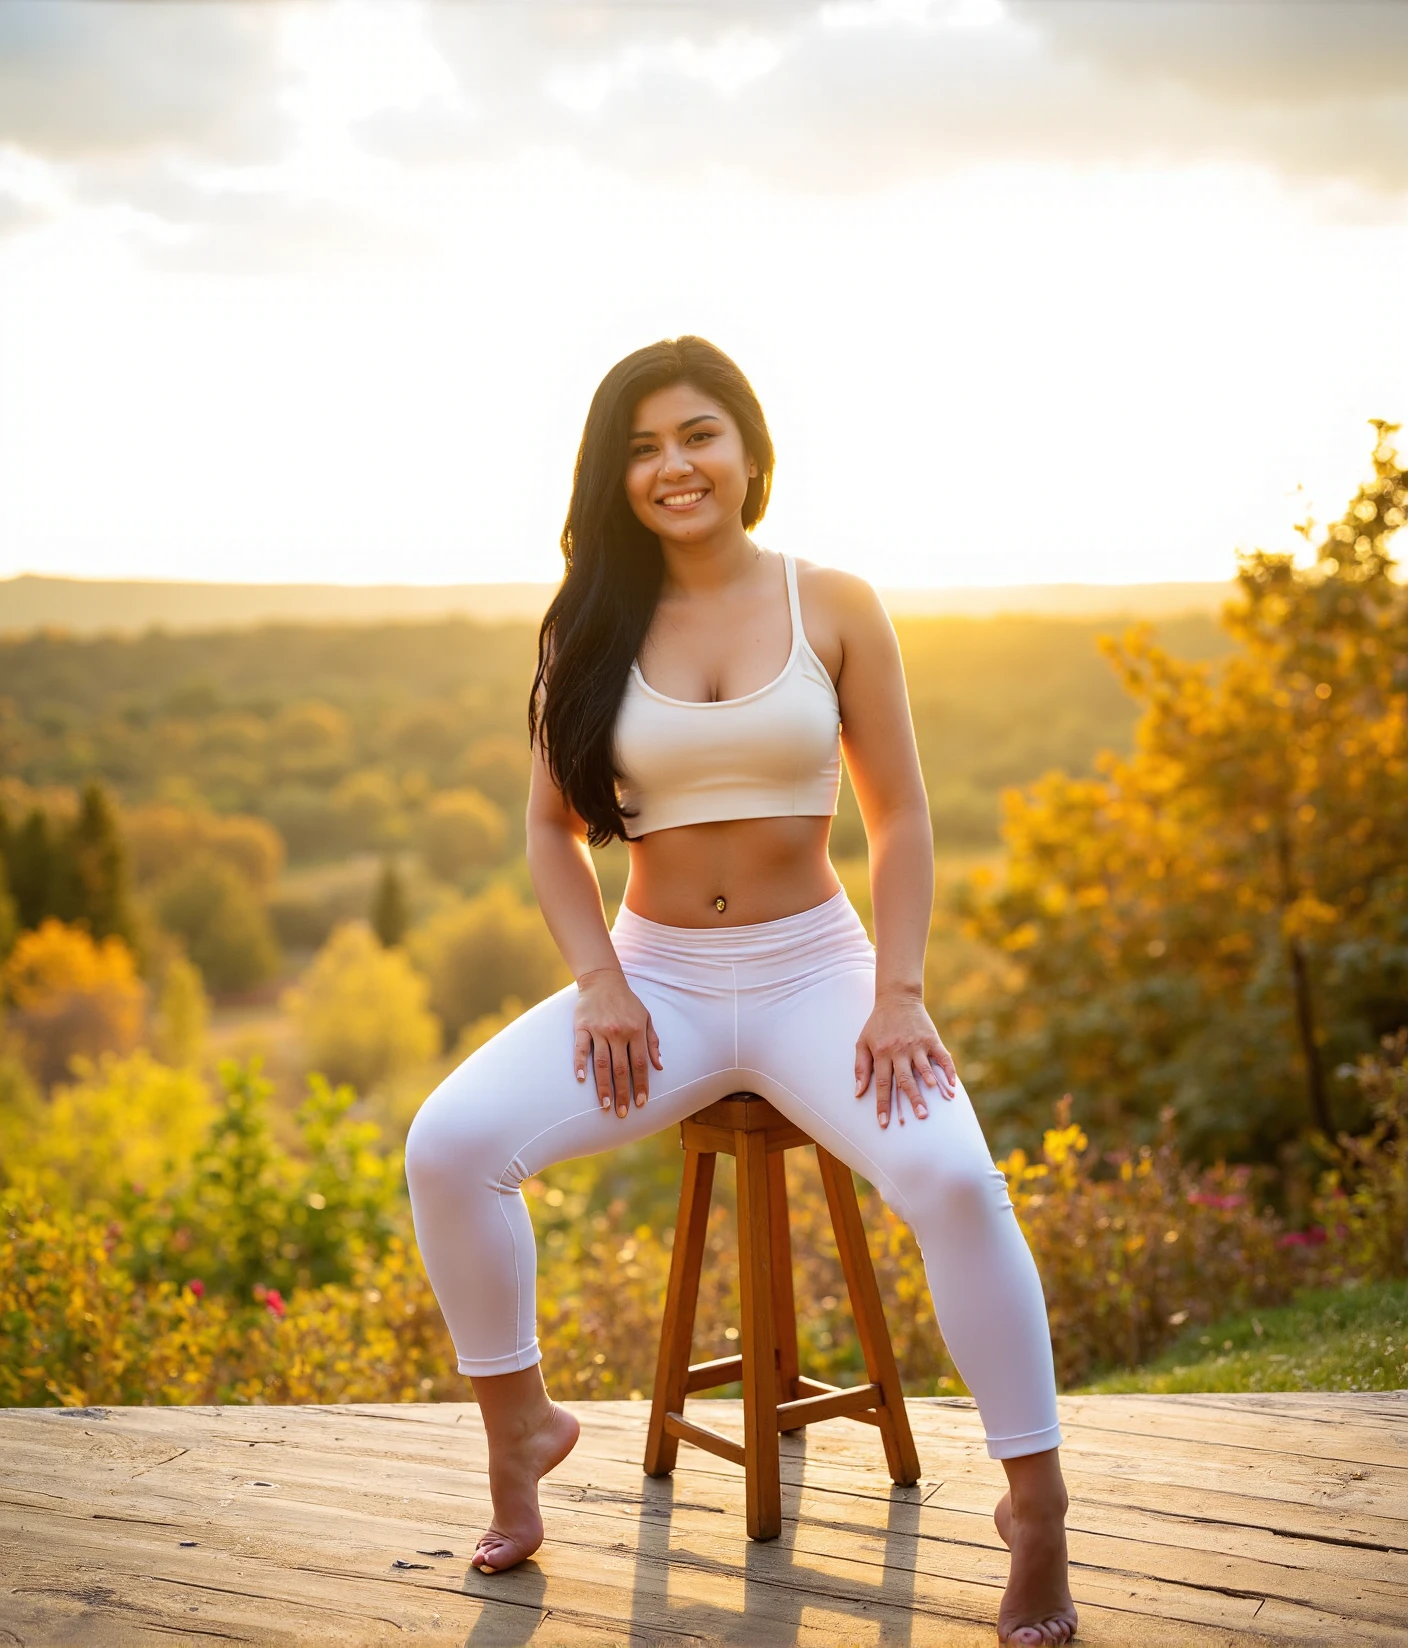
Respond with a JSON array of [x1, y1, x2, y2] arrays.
[[405, 336, 1077, 1646]]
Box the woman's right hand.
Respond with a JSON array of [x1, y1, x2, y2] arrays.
[[573, 967, 663, 1118]]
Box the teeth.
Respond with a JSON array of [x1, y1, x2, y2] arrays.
[[661, 490, 705, 505]]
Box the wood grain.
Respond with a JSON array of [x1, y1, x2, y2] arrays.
[[1, 1394, 1404, 1645]]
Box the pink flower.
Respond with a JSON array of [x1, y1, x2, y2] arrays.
[[1187, 1191, 1246, 1210], [1276, 1225, 1327, 1248], [265, 1288, 286, 1319], [188, 1278, 205, 1298]]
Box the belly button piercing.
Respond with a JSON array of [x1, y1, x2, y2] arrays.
[[714, 895, 727, 912]]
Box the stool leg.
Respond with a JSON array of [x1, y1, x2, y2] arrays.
[[816, 1146, 922, 1486], [767, 1150, 800, 1403], [645, 1148, 716, 1477], [737, 1127, 782, 1539]]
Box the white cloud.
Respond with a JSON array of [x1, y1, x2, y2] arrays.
[[1, 0, 1405, 263], [1, 1, 1404, 589], [0, 0, 288, 162]]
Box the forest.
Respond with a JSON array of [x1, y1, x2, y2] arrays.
[[1, 422, 1405, 1409]]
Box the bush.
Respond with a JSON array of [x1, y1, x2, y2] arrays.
[[140, 1057, 403, 1297], [0, 1048, 212, 1210], [990, 1099, 1292, 1385], [5, 1039, 1408, 1410], [0, 1186, 453, 1408], [1309, 1029, 1408, 1282]]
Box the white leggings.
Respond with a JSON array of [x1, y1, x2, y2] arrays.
[[404, 888, 1062, 1461]]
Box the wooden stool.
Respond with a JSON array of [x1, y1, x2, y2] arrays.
[[644, 1093, 921, 1540]]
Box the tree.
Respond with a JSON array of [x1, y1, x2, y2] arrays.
[[409, 883, 566, 1043], [7, 807, 55, 931], [281, 920, 440, 1093], [416, 787, 507, 884], [371, 856, 409, 948], [54, 781, 137, 947], [454, 734, 531, 812], [958, 421, 1408, 1163], [1, 919, 148, 1088], [0, 848, 17, 962], [151, 954, 210, 1069], [121, 803, 285, 894], [152, 852, 281, 993]]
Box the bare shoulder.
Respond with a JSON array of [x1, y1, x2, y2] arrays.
[[794, 553, 890, 642], [791, 557, 887, 625]]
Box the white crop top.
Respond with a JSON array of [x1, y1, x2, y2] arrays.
[[613, 553, 843, 840]]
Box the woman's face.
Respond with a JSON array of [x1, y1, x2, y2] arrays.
[[622, 381, 757, 543]]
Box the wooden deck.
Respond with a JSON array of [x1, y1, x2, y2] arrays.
[[1, 1393, 1405, 1646]]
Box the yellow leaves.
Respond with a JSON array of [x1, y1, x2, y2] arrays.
[[1042, 1123, 1088, 1166], [1003, 922, 1040, 953], [281, 920, 441, 1092], [1039, 884, 1069, 918], [1214, 931, 1253, 959], [1281, 894, 1340, 942], [3, 919, 142, 1009], [0, 1051, 214, 1210]]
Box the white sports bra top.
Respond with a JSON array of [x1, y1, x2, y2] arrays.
[[613, 553, 843, 840]]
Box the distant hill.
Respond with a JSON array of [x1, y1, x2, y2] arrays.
[[0, 572, 1236, 638]]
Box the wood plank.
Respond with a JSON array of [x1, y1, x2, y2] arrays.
[[2, 1396, 1404, 1646]]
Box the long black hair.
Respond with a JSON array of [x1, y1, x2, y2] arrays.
[[529, 336, 775, 845]]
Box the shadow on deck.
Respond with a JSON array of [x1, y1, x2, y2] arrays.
[[1, 1392, 1405, 1645]]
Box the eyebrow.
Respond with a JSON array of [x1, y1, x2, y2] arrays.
[[627, 412, 722, 441]]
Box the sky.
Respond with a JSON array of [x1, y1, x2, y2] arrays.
[[1, 0, 1406, 590]]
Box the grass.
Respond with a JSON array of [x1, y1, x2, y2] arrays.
[[1076, 1278, 1408, 1394]]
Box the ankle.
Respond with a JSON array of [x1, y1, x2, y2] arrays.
[[1008, 1486, 1069, 1521]]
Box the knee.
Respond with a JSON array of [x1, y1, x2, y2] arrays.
[[898, 1153, 1011, 1237], [404, 1074, 512, 1200]]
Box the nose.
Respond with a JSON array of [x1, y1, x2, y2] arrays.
[[659, 444, 692, 479]]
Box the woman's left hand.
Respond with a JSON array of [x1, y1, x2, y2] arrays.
[[855, 988, 958, 1129]]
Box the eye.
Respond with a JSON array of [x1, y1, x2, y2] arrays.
[[687, 430, 714, 443]]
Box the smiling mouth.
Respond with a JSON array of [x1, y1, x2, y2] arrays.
[[657, 489, 709, 509]]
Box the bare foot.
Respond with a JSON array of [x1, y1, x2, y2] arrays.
[[993, 1488, 1078, 1645], [472, 1402, 580, 1574]]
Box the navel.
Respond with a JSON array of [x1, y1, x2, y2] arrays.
[[714, 895, 727, 913]]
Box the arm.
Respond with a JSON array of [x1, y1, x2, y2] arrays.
[[526, 730, 661, 1117], [830, 573, 958, 1126]]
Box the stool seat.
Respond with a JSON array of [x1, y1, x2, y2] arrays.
[[644, 1093, 921, 1540]]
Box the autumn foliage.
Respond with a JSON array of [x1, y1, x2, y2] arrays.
[[957, 422, 1408, 1162]]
